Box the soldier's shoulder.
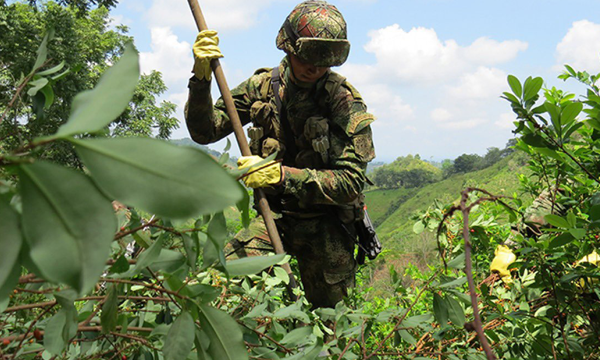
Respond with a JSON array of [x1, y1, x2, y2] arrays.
[[326, 72, 374, 136], [324, 71, 363, 101]]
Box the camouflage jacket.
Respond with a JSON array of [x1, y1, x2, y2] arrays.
[[185, 57, 375, 211]]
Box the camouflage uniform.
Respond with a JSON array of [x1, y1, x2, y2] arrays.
[[185, 49, 375, 309]]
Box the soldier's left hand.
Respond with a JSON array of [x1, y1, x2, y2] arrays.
[[237, 155, 283, 188], [192, 30, 223, 81], [490, 245, 517, 283]]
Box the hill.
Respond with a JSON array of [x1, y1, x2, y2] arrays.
[[365, 152, 530, 254]]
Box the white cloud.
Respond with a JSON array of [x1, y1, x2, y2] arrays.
[[431, 108, 452, 122], [447, 67, 507, 100], [145, 0, 279, 31], [362, 25, 527, 84], [464, 37, 528, 65], [140, 27, 192, 88], [556, 20, 600, 73], [495, 112, 517, 129], [439, 118, 486, 130]]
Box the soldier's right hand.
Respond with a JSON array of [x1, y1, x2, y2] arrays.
[[192, 30, 223, 81]]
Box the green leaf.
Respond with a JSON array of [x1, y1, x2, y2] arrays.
[[536, 147, 562, 161], [563, 121, 584, 140], [413, 221, 425, 234], [549, 233, 574, 248], [148, 249, 186, 273], [236, 183, 250, 228], [19, 162, 116, 293], [32, 29, 53, 72], [101, 285, 119, 333], [507, 75, 522, 98], [433, 293, 449, 326], [36, 60, 66, 76], [199, 304, 249, 360], [523, 77, 543, 101], [225, 254, 286, 276], [44, 311, 68, 355], [0, 265, 20, 308], [501, 92, 520, 104], [439, 277, 467, 289], [401, 314, 432, 328], [73, 137, 243, 219], [0, 199, 22, 289], [203, 212, 228, 270], [163, 311, 195, 360], [562, 102, 583, 125], [521, 133, 546, 148], [27, 78, 49, 96], [569, 228, 586, 240], [109, 255, 130, 274], [447, 253, 465, 269], [44, 290, 77, 355], [398, 329, 417, 345], [446, 296, 466, 326], [39, 84, 55, 108], [544, 214, 570, 228], [280, 326, 313, 346], [182, 234, 200, 271], [585, 119, 600, 131], [55, 43, 139, 137], [546, 103, 561, 131]]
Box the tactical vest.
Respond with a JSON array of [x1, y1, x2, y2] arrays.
[[246, 66, 347, 170]]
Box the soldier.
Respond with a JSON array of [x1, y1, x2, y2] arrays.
[[185, 0, 376, 309]]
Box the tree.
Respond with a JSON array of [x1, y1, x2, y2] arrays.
[[452, 153, 483, 174], [0, 1, 178, 167]]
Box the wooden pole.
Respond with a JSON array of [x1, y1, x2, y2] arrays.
[[187, 0, 298, 298]]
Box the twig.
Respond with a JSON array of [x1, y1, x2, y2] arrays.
[[3, 296, 171, 314], [239, 322, 292, 354], [337, 338, 358, 360], [114, 217, 159, 240], [10, 303, 56, 360], [460, 188, 497, 360], [0, 60, 52, 125]]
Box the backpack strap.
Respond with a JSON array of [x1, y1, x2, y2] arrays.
[[271, 67, 298, 159]]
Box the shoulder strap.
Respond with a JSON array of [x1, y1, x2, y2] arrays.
[[271, 67, 298, 159]]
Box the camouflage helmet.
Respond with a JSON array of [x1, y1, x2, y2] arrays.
[[276, 1, 350, 67]]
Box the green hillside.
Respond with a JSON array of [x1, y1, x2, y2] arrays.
[[365, 152, 530, 255]]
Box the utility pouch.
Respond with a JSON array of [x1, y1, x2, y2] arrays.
[[262, 137, 285, 159], [354, 196, 382, 265], [247, 126, 264, 155], [304, 116, 330, 164]]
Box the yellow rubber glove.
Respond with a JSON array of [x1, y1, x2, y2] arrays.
[[576, 250, 600, 266], [576, 250, 600, 288], [237, 155, 282, 188], [490, 245, 517, 283], [192, 30, 223, 81]]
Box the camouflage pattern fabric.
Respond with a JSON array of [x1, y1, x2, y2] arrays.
[[227, 214, 357, 308], [185, 56, 375, 308], [505, 188, 567, 246]]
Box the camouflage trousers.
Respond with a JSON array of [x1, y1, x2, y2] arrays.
[[227, 213, 357, 309]]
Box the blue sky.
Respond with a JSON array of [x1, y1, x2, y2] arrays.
[[111, 0, 600, 162]]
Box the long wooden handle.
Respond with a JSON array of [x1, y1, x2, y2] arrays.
[[187, 0, 298, 297]]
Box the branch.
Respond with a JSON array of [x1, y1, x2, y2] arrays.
[[0, 59, 52, 125], [365, 270, 440, 359], [460, 188, 497, 360]]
